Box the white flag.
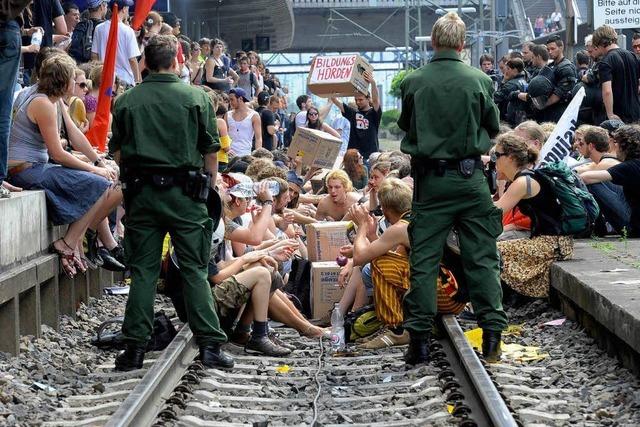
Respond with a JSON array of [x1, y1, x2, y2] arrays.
[[536, 86, 586, 167]]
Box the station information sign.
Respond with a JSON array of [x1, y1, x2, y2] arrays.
[[594, 0, 640, 29]]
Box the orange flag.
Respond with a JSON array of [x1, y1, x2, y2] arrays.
[[131, 0, 157, 30], [86, 3, 119, 152]]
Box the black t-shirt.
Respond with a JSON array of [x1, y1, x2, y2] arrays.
[[342, 103, 382, 159], [608, 159, 640, 237], [256, 106, 275, 151], [33, 0, 64, 47], [599, 48, 640, 122]]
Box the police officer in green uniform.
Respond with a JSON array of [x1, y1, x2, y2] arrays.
[[398, 12, 508, 365], [110, 35, 233, 371]]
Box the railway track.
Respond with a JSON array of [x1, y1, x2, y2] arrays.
[[61, 315, 516, 427]]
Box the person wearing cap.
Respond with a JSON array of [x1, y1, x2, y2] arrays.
[[110, 34, 233, 371], [256, 91, 276, 151], [227, 87, 261, 156], [91, 0, 141, 86], [398, 12, 507, 366]]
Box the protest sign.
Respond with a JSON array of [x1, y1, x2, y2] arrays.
[[307, 54, 373, 98], [536, 87, 585, 167]]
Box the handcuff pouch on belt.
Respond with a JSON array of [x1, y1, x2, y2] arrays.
[[412, 157, 482, 178]]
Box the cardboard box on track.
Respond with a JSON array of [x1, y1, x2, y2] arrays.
[[306, 221, 352, 262], [311, 261, 345, 319], [307, 54, 373, 98]]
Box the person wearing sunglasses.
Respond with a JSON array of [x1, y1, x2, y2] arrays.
[[65, 68, 90, 133], [493, 133, 573, 301]]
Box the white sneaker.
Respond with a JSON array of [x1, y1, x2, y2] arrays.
[[0, 186, 10, 199]]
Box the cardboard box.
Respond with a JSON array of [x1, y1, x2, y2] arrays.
[[306, 221, 351, 262], [311, 261, 345, 319], [307, 54, 373, 98], [287, 127, 343, 169]]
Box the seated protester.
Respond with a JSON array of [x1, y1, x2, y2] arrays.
[[65, 68, 90, 133], [574, 127, 629, 235], [285, 170, 317, 224], [572, 124, 596, 161], [499, 207, 531, 241], [315, 170, 361, 221], [582, 124, 640, 237], [342, 149, 368, 191], [513, 120, 546, 152], [347, 178, 465, 350], [306, 106, 341, 138], [494, 133, 573, 298], [365, 161, 390, 216], [7, 53, 122, 278], [222, 176, 327, 338]]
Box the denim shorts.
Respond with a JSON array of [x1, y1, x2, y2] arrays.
[[362, 263, 373, 296], [10, 163, 110, 225]]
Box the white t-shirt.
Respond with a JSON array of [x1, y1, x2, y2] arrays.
[[295, 110, 307, 129], [91, 20, 141, 86]]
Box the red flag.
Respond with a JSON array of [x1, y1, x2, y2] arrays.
[[132, 0, 157, 30], [86, 4, 119, 152]]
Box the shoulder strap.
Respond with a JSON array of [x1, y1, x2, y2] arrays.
[[514, 169, 535, 197]]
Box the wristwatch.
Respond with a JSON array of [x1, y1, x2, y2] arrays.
[[94, 159, 102, 167]]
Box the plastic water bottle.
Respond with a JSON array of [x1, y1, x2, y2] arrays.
[[253, 180, 281, 198], [30, 29, 43, 47], [330, 303, 345, 351]]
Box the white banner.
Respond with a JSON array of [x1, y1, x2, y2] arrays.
[[536, 86, 585, 167]]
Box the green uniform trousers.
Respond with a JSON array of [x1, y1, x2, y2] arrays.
[[404, 168, 508, 336], [121, 185, 227, 347]]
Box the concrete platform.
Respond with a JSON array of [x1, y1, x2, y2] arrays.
[[0, 191, 120, 355], [550, 238, 640, 373]]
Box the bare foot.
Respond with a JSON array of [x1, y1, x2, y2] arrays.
[[2, 181, 22, 192], [303, 325, 330, 338]]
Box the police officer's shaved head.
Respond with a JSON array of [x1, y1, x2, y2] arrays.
[[145, 35, 178, 72], [431, 12, 466, 50]]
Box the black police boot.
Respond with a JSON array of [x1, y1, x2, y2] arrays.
[[404, 334, 430, 366], [85, 229, 103, 268], [114, 343, 146, 371], [482, 329, 502, 363], [98, 247, 126, 272], [200, 343, 234, 369]]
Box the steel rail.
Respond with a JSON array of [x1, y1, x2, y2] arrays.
[[441, 314, 518, 427], [105, 325, 197, 427]]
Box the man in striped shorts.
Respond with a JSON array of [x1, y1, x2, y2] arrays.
[[348, 178, 466, 349]]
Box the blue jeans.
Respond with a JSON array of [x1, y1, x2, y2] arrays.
[[588, 182, 631, 234], [0, 20, 21, 184]]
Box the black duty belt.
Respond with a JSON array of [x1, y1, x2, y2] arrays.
[[412, 157, 483, 178]]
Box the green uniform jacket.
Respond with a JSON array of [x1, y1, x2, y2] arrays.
[[110, 73, 220, 174], [398, 50, 500, 160]]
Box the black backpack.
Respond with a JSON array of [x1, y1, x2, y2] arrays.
[[69, 19, 99, 64], [282, 256, 311, 318]]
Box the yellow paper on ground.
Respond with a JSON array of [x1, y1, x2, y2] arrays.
[[275, 365, 291, 374], [501, 343, 548, 362], [464, 328, 483, 351]]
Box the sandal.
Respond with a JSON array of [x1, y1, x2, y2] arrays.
[[48, 238, 77, 278]]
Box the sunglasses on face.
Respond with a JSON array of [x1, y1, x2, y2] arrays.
[[308, 112, 318, 116], [490, 150, 507, 162], [75, 82, 87, 89]]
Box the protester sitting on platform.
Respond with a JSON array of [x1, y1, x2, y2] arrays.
[[342, 149, 368, 190], [315, 169, 360, 221], [7, 53, 122, 278], [574, 127, 630, 235], [582, 124, 640, 237], [514, 120, 546, 151], [494, 133, 573, 299]]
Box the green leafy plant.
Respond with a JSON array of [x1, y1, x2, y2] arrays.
[[388, 69, 413, 99]]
